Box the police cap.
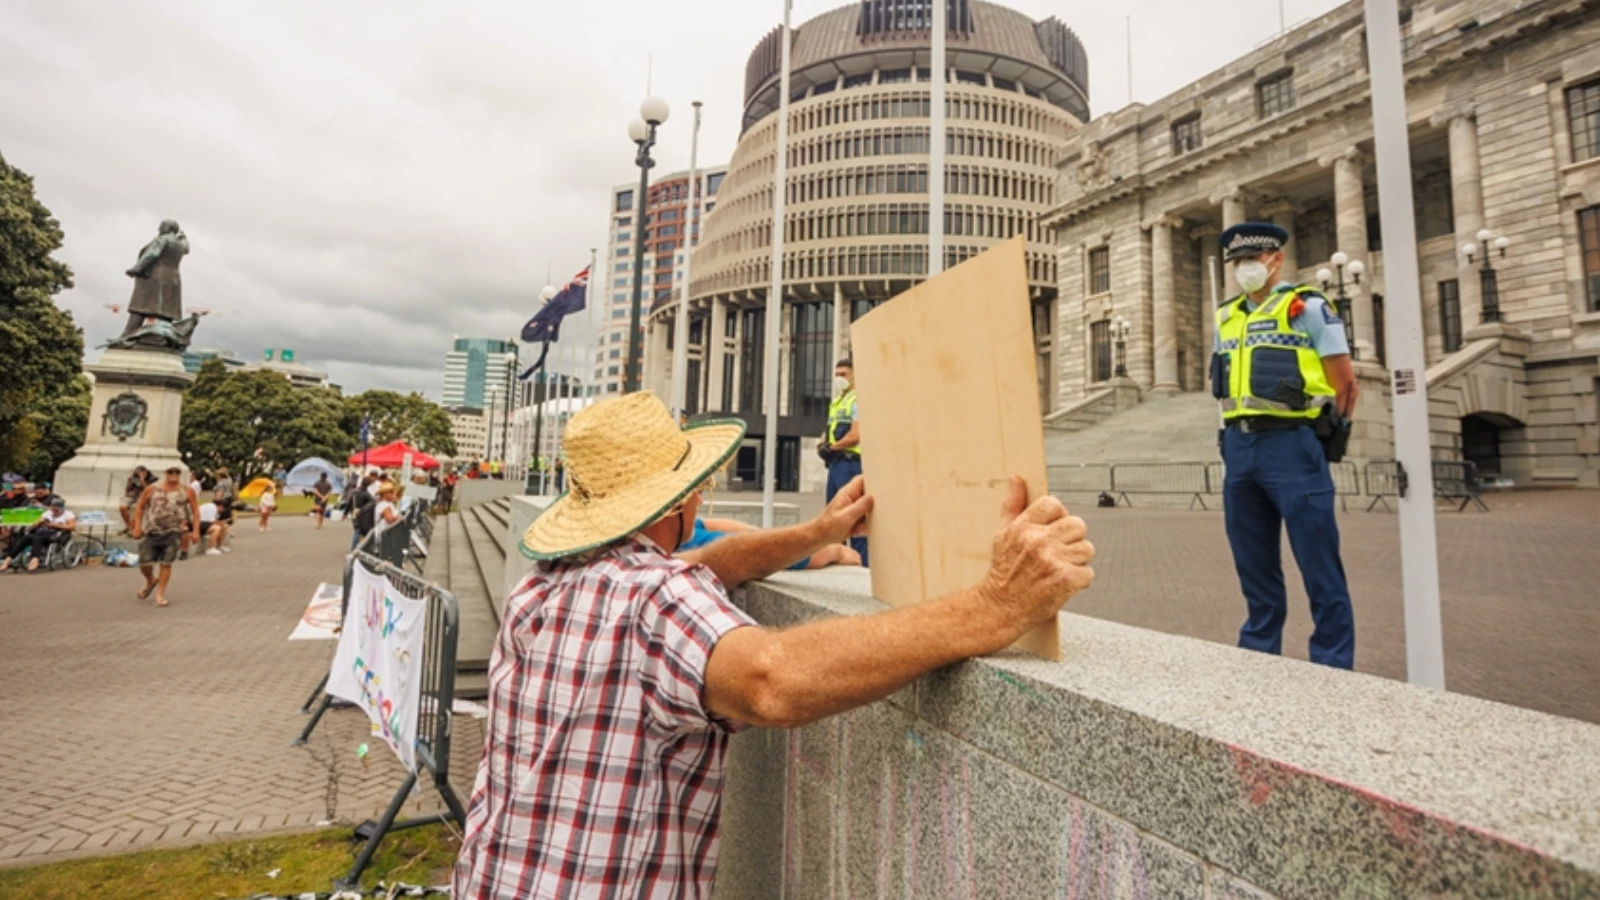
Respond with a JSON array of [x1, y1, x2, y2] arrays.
[[1220, 222, 1290, 261]]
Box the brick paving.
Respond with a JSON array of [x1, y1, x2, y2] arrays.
[[0, 513, 485, 869], [1064, 489, 1600, 725]]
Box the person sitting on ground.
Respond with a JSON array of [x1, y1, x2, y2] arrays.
[[451, 393, 1095, 898], [681, 515, 862, 570], [258, 481, 277, 532], [119, 466, 153, 534], [311, 474, 334, 530]]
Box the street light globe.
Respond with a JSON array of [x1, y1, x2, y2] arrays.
[[541, 285, 558, 301], [627, 118, 649, 144], [1476, 228, 1494, 244], [1330, 251, 1349, 268], [1461, 242, 1478, 259], [1317, 267, 1335, 287], [1493, 236, 1511, 251], [1348, 260, 1366, 278], [640, 96, 670, 126]]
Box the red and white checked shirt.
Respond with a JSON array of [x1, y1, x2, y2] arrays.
[[453, 536, 754, 899]]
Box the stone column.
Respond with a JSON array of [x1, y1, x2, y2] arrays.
[[1149, 214, 1182, 396], [1443, 108, 1485, 325], [1258, 197, 1298, 281], [1328, 148, 1375, 358], [707, 298, 728, 413], [1215, 188, 1249, 299]]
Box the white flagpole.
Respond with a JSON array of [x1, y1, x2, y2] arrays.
[[762, 0, 792, 529], [671, 101, 703, 418], [1364, 0, 1445, 689], [928, 0, 946, 277]]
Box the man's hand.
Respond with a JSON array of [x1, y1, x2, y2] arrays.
[[190, 529, 201, 544], [812, 475, 872, 545], [975, 476, 1095, 635], [130, 526, 142, 540]]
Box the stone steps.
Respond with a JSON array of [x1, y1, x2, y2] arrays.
[[1045, 393, 1223, 465]]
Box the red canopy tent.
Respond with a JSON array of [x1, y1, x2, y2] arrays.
[[348, 441, 441, 471]]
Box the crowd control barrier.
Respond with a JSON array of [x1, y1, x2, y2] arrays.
[[1110, 463, 1211, 509]]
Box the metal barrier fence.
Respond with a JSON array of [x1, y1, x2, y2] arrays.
[[296, 551, 466, 890], [1046, 464, 1113, 496], [1365, 460, 1489, 512], [1110, 463, 1211, 509]]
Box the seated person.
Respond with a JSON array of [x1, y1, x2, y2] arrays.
[[680, 515, 862, 570], [6, 498, 75, 572]]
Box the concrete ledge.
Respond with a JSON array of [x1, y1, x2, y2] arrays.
[[716, 572, 1600, 899]]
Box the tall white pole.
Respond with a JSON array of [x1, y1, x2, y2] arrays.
[[927, 0, 947, 277], [1364, 0, 1445, 689], [671, 102, 703, 418], [762, 0, 793, 529], [1125, 15, 1133, 106]]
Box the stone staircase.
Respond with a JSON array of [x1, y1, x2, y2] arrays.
[[1044, 393, 1223, 465], [422, 496, 515, 700]]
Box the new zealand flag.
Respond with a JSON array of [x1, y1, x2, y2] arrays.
[[520, 267, 589, 379]]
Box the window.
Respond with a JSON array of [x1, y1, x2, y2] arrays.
[[739, 308, 765, 414], [616, 191, 634, 212], [1172, 114, 1202, 156], [1087, 247, 1111, 295], [880, 68, 911, 84], [1438, 280, 1462, 354], [608, 348, 621, 359], [721, 354, 735, 411], [1581, 206, 1600, 311], [607, 366, 620, 376], [613, 277, 629, 288], [689, 319, 704, 345], [1090, 320, 1112, 383], [789, 301, 834, 418], [659, 209, 680, 222], [617, 231, 631, 242], [725, 312, 737, 339], [612, 308, 627, 318], [706, 172, 725, 195], [1568, 79, 1600, 163], [955, 71, 986, 86], [843, 73, 873, 89], [992, 77, 1017, 92], [1256, 71, 1296, 118], [616, 216, 632, 227]]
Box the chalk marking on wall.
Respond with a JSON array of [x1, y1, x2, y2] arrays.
[[996, 669, 1052, 705]]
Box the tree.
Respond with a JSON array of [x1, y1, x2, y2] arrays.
[[0, 153, 83, 474], [17, 375, 91, 481], [179, 361, 354, 481], [342, 390, 457, 457]]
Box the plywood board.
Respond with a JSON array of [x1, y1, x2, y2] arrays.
[[850, 236, 1059, 660]]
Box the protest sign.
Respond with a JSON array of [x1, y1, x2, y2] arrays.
[[326, 562, 427, 770], [288, 582, 342, 641]]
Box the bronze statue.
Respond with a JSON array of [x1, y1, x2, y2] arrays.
[[107, 219, 201, 351]]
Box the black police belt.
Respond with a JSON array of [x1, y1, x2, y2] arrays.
[[1225, 416, 1310, 434]]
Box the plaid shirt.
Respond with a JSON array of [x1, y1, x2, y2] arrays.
[[453, 536, 754, 899]]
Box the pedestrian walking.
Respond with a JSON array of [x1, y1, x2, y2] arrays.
[[451, 393, 1095, 898], [258, 482, 276, 532], [1212, 223, 1359, 669], [818, 357, 868, 565], [130, 467, 201, 608], [311, 474, 333, 529]]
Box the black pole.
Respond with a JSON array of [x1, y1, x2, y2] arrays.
[[531, 373, 546, 495], [1114, 338, 1127, 378], [1479, 257, 1502, 323], [502, 342, 517, 473], [625, 126, 657, 393]]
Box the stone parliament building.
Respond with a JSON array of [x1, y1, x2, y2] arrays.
[[1046, 0, 1600, 488]]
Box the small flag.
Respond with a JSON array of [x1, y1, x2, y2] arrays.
[[520, 267, 590, 380]]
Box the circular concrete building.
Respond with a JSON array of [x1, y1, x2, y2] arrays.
[[646, 0, 1089, 490]]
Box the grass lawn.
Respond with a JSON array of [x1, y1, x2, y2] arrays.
[[0, 823, 459, 899]]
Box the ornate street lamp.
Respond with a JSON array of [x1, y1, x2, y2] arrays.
[[530, 284, 557, 494], [1111, 315, 1132, 378], [1461, 228, 1511, 324], [624, 97, 670, 393], [1317, 251, 1366, 360]]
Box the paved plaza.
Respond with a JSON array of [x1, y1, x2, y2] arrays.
[[0, 514, 484, 869], [0, 488, 1594, 872]]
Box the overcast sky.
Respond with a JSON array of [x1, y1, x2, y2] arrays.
[[1, 0, 1342, 399]]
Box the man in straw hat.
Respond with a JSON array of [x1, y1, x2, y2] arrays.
[[453, 393, 1095, 899]]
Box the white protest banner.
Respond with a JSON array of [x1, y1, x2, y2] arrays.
[[289, 582, 342, 641], [326, 562, 426, 771]]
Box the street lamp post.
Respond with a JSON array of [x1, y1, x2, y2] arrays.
[[531, 284, 556, 495], [625, 97, 670, 393], [1317, 251, 1366, 359], [1111, 316, 1131, 377], [1461, 228, 1511, 324]]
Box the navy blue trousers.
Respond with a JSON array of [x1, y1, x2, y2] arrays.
[[1222, 425, 1354, 669], [825, 456, 868, 567]]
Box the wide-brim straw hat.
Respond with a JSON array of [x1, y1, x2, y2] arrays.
[[520, 392, 745, 560]]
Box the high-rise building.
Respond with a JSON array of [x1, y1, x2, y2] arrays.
[[597, 165, 729, 397], [447, 406, 489, 462], [443, 337, 518, 409], [645, 0, 1089, 490]]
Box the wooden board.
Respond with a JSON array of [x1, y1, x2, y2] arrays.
[[850, 236, 1059, 660]]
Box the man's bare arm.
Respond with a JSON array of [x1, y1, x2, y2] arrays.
[[1322, 354, 1359, 417], [703, 477, 1094, 730], [831, 421, 861, 451], [130, 486, 151, 538], [681, 478, 872, 590]]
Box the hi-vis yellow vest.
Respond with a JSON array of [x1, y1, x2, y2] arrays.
[[824, 390, 861, 456], [1214, 287, 1336, 422]]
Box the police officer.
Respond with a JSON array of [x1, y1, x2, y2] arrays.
[[1212, 223, 1358, 669], [819, 357, 868, 566]]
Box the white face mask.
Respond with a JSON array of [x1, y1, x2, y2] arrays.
[[833, 375, 851, 394], [1236, 260, 1270, 293]]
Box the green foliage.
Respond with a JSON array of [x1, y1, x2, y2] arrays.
[[342, 389, 457, 457], [18, 375, 90, 481], [0, 153, 83, 474], [179, 360, 355, 481]]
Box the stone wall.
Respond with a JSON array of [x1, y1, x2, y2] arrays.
[[715, 572, 1600, 899]]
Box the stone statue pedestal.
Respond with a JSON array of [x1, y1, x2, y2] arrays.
[[55, 349, 194, 516]]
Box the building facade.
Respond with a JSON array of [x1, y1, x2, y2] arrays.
[[1046, 0, 1600, 486], [442, 337, 517, 409], [181, 348, 245, 374], [645, 0, 1090, 490], [448, 406, 489, 463], [596, 165, 728, 397]]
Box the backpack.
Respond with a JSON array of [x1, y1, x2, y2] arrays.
[[355, 498, 378, 534]]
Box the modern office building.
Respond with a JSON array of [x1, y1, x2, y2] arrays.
[[597, 165, 729, 397], [643, 0, 1090, 490], [1045, 0, 1600, 486], [442, 337, 518, 409], [181, 348, 245, 374], [243, 355, 335, 391], [447, 406, 489, 462]]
